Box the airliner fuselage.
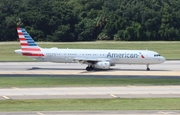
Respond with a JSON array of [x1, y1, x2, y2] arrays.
[[40, 49, 165, 64]]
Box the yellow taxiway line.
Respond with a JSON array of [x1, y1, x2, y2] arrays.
[[0, 71, 180, 76]]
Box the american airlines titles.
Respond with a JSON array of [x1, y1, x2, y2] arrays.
[[107, 52, 139, 58]]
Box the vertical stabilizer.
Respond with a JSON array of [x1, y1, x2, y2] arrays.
[[16, 28, 44, 57]]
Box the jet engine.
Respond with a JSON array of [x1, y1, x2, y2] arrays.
[[94, 62, 110, 69]]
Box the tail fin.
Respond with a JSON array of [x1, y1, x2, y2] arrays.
[[17, 28, 44, 57]]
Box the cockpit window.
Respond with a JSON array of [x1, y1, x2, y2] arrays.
[[154, 54, 161, 57]]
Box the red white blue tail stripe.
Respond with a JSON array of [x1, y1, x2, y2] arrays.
[[17, 28, 44, 57]]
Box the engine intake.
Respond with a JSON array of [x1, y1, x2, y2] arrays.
[[94, 62, 110, 69]]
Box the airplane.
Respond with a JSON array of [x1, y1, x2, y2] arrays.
[[14, 27, 166, 71]]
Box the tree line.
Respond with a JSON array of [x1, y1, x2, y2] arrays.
[[1, 0, 180, 42]]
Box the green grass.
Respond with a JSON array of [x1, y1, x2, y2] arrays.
[[0, 77, 180, 87], [0, 41, 180, 61], [0, 98, 179, 111]]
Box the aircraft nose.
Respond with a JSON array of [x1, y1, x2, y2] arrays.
[[161, 56, 166, 63]]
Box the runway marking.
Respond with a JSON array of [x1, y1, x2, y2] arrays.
[[110, 94, 118, 98], [1, 70, 180, 76], [158, 111, 169, 114], [36, 112, 45, 115], [2, 95, 11, 100]]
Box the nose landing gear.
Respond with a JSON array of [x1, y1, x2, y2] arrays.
[[146, 64, 150, 71]]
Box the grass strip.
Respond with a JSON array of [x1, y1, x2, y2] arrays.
[[0, 41, 180, 61], [0, 98, 179, 111], [0, 77, 180, 87]]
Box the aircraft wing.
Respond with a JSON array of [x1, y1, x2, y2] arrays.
[[73, 57, 110, 63]]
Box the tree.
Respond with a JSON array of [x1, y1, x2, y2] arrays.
[[0, 0, 180, 41]]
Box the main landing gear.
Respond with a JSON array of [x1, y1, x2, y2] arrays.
[[146, 64, 150, 71], [86, 65, 94, 71]]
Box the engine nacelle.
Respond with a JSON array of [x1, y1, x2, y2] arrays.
[[94, 62, 110, 69]]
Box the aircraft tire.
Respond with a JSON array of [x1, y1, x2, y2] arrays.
[[86, 66, 94, 71], [86, 67, 91, 71]]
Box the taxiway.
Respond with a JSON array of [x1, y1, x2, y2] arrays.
[[0, 86, 180, 100], [0, 61, 180, 76], [0, 110, 180, 115]]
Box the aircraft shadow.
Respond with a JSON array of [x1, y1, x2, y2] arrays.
[[27, 67, 170, 73], [111, 68, 170, 71], [80, 68, 170, 73], [28, 67, 84, 70]]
